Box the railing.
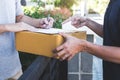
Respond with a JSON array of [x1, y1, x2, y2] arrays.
[[19, 56, 67, 80]]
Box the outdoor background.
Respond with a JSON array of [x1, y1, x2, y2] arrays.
[[21, 0, 109, 29]]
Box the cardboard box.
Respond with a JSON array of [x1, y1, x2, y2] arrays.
[[15, 31, 86, 57]]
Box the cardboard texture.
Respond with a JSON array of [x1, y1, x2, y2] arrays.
[[15, 31, 86, 57]]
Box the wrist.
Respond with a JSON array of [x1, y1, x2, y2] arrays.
[[79, 40, 88, 52], [36, 19, 42, 28], [4, 23, 18, 32], [85, 18, 91, 27], [80, 39, 94, 53], [4, 24, 11, 32], [0, 24, 8, 32], [84, 40, 94, 53]]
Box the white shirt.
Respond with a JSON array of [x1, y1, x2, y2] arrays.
[[0, 0, 23, 79]]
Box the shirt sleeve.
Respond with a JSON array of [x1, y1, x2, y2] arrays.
[[16, 0, 24, 16]]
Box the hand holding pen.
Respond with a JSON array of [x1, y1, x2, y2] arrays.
[[39, 14, 54, 29]]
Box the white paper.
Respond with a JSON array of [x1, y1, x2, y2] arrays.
[[32, 28, 78, 34]]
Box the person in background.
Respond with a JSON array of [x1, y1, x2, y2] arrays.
[[0, 0, 54, 80], [21, 0, 26, 6], [54, 0, 120, 80]]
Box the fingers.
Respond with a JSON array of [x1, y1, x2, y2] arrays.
[[47, 18, 54, 28], [53, 50, 73, 61], [41, 18, 49, 28], [62, 15, 79, 24], [55, 33, 71, 52], [61, 53, 71, 60], [56, 49, 66, 57], [40, 17, 54, 29], [62, 15, 86, 28], [49, 17, 55, 23], [68, 55, 74, 61], [62, 15, 80, 24], [53, 43, 74, 61], [56, 44, 64, 52], [53, 48, 70, 61]]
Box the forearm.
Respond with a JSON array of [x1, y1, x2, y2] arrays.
[[86, 18, 103, 37], [0, 23, 20, 33], [16, 15, 40, 28], [0, 23, 19, 33], [86, 41, 120, 63]]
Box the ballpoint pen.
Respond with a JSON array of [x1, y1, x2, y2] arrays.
[[45, 14, 51, 29], [47, 14, 50, 22]]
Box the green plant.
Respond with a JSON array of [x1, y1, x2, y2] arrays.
[[30, 0, 78, 9], [23, 6, 72, 29], [55, 0, 79, 9], [31, 0, 37, 2]]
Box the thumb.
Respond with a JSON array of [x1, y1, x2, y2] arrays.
[[79, 22, 86, 27], [59, 33, 70, 38]]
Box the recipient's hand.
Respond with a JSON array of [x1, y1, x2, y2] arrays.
[[39, 17, 54, 29], [53, 33, 86, 61], [5, 22, 38, 32], [62, 15, 87, 28]]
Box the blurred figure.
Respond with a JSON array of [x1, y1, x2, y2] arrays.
[[21, 0, 26, 6], [0, 0, 54, 79]]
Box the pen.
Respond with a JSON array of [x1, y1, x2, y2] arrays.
[[47, 14, 50, 22]]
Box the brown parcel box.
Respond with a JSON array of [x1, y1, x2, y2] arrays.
[[15, 31, 86, 57]]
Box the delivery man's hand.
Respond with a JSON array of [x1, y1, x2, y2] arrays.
[[62, 15, 87, 28], [39, 17, 54, 29], [53, 33, 86, 61]]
